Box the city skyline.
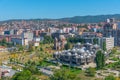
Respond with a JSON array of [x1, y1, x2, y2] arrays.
[[0, 0, 120, 20]]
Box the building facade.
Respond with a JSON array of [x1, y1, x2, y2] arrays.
[[53, 43, 101, 66], [54, 35, 67, 50], [100, 37, 114, 51]]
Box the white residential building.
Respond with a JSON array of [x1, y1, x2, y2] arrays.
[[22, 31, 33, 41], [101, 37, 114, 51]]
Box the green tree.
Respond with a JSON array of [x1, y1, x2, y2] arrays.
[[105, 75, 116, 80], [50, 69, 79, 80], [0, 38, 7, 46], [95, 50, 105, 69], [103, 42, 106, 51], [2, 38, 7, 44], [0, 38, 14, 47], [25, 61, 41, 75], [86, 67, 96, 77], [67, 37, 84, 44], [43, 36, 53, 44], [12, 70, 38, 80], [28, 44, 33, 52], [111, 47, 117, 54], [50, 69, 68, 80], [40, 47, 43, 51], [98, 23, 102, 27], [18, 45, 24, 51], [1, 77, 11, 80], [93, 38, 98, 44], [65, 42, 71, 50]]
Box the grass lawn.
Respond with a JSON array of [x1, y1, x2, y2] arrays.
[[75, 71, 103, 80], [60, 65, 103, 80], [34, 75, 49, 80], [61, 65, 82, 75], [39, 60, 58, 67]]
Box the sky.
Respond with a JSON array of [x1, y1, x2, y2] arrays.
[[0, 0, 120, 20]]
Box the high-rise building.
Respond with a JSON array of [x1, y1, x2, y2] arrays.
[[107, 18, 115, 23], [116, 22, 120, 46], [103, 19, 117, 46], [22, 31, 33, 41], [101, 37, 114, 51], [21, 31, 33, 45]]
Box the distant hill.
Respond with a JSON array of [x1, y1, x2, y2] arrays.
[[59, 14, 120, 23], [1, 14, 120, 24]]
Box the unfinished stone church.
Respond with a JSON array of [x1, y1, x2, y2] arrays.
[[53, 43, 101, 66], [54, 35, 67, 50]]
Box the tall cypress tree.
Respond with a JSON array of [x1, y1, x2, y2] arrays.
[[96, 50, 105, 69], [103, 42, 106, 51]]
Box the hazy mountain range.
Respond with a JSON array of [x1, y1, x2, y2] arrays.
[[59, 14, 120, 23], [1, 14, 120, 24]]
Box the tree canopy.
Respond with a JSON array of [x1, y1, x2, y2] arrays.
[[67, 37, 84, 44], [93, 38, 98, 44], [0, 38, 13, 47], [85, 67, 96, 77], [50, 69, 80, 80], [103, 42, 106, 51], [95, 50, 105, 69], [12, 70, 38, 80], [105, 75, 116, 80], [64, 42, 71, 50], [43, 36, 53, 44]]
